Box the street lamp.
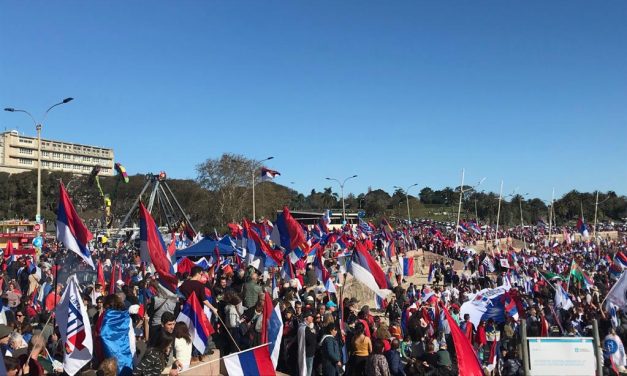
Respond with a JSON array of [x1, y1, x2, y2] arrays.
[[4, 97, 74, 225], [251, 156, 274, 221], [393, 183, 418, 225], [325, 174, 357, 223], [454, 169, 485, 246]]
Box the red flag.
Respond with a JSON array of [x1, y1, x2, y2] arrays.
[[282, 207, 307, 252], [139, 203, 178, 292], [97, 261, 106, 288], [260, 292, 273, 344], [440, 304, 483, 376], [108, 262, 117, 295], [4, 240, 14, 259]]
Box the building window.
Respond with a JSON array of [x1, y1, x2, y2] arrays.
[[63, 154, 71, 160], [52, 152, 61, 159], [42, 151, 50, 157], [18, 158, 32, 165], [18, 138, 33, 144], [83, 156, 90, 162], [42, 161, 50, 167], [53, 162, 61, 169], [19, 148, 33, 155]]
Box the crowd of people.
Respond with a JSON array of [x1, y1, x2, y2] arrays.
[[0, 216, 626, 376]]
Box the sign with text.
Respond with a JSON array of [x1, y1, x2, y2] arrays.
[[528, 337, 596, 376]]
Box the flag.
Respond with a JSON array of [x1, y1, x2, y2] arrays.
[[604, 333, 627, 373], [348, 241, 391, 298], [139, 203, 177, 292], [96, 261, 106, 288], [541, 271, 564, 281], [607, 271, 627, 310], [320, 210, 331, 234], [554, 282, 574, 311], [313, 247, 336, 294], [271, 273, 279, 300], [261, 167, 280, 182], [3, 239, 14, 263], [577, 216, 589, 237], [100, 309, 136, 376], [266, 296, 283, 369], [276, 207, 308, 258], [358, 218, 373, 234], [504, 293, 519, 321], [486, 339, 499, 373], [56, 183, 95, 269], [441, 304, 484, 376], [223, 344, 276, 376], [56, 275, 93, 376], [403, 257, 414, 276], [427, 263, 435, 283], [243, 219, 283, 266], [607, 301, 619, 328], [176, 292, 215, 354], [460, 285, 511, 327], [616, 252, 627, 269], [482, 256, 495, 273], [374, 293, 388, 310], [499, 258, 510, 269]]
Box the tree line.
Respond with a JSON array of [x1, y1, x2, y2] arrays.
[[0, 153, 625, 234]]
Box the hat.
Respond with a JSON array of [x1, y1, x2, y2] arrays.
[[306, 296, 314, 302], [303, 310, 315, 318], [116, 280, 125, 286], [0, 324, 12, 339], [326, 301, 337, 308]]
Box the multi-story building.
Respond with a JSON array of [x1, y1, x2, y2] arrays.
[[0, 130, 115, 176]]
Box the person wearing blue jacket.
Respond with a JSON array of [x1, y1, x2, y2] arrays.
[[319, 324, 341, 376]]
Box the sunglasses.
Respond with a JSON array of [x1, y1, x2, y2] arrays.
[[16, 314, 23, 317]]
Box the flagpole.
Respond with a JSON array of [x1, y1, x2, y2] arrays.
[[455, 168, 465, 247], [495, 180, 503, 250], [252, 157, 274, 222], [214, 313, 242, 353], [548, 188, 554, 245]]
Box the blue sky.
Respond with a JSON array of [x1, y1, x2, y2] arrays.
[[1, 1, 626, 201]]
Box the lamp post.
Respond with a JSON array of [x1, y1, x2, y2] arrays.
[[4, 97, 73, 225], [325, 174, 357, 223], [393, 183, 418, 225], [251, 156, 274, 222], [454, 169, 485, 247]]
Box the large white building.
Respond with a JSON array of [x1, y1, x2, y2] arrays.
[[0, 130, 115, 176]]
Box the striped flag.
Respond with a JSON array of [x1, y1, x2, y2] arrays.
[[56, 183, 94, 269], [224, 344, 276, 376], [176, 292, 215, 354], [403, 257, 415, 276]]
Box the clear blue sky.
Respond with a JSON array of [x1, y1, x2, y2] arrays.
[[1, 1, 626, 201]]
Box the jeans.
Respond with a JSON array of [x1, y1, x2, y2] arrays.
[[306, 356, 314, 376]]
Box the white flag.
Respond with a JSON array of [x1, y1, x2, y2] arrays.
[[607, 272, 627, 310], [554, 283, 574, 311], [56, 275, 93, 376], [604, 333, 627, 369]]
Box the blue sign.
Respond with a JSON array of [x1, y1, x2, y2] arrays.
[[32, 236, 43, 248], [357, 210, 366, 218]]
